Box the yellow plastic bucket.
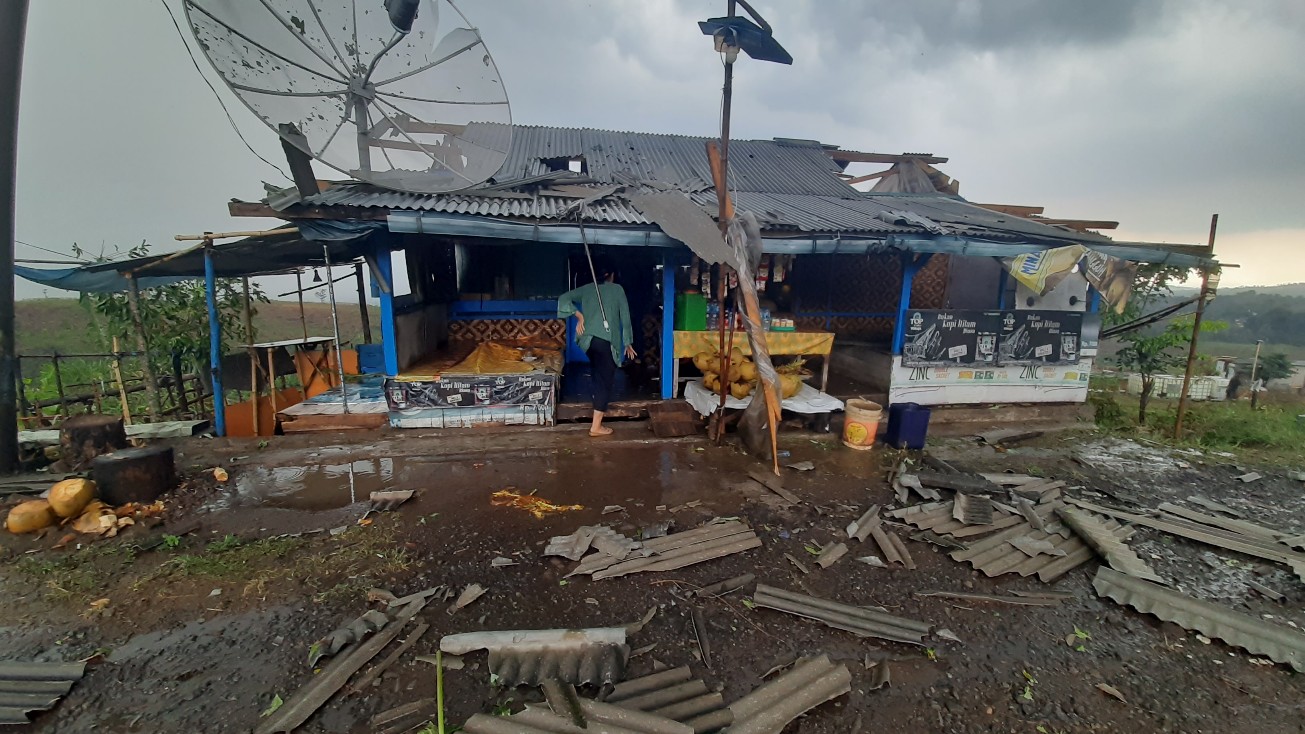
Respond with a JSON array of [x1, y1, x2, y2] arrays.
[[842, 399, 883, 450]]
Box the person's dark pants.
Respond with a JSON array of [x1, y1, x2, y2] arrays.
[[586, 337, 618, 412]]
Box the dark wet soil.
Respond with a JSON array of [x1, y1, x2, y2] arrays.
[[2, 424, 1304, 733]]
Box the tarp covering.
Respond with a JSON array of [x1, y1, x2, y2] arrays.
[[14, 220, 386, 293]]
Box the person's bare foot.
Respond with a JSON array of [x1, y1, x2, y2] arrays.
[[589, 426, 614, 437]]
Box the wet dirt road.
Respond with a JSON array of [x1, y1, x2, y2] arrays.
[[1, 425, 1303, 733]]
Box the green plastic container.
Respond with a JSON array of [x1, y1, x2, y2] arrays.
[[675, 293, 708, 331]]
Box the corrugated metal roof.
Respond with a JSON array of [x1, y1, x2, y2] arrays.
[[604, 666, 732, 732], [725, 655, 852, 734], [1093, 566, 1305, 672], [0, 661, 86, 726], [1056, 506, 1165, 583]]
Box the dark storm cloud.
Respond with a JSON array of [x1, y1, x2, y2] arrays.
[[12, 0, 1305, 296]]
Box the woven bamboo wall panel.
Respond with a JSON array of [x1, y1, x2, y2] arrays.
[[910, 254, 950, 309], [795, 315, 895, 341], [448, 319, 566, 346]]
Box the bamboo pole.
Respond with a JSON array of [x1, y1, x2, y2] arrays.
[[174, 226, 298, 241], [322, 244, 350, 413], [266, 347, 278, 430], [111, 337, 133, 426], [124, 273, 163, 420], [243, 276, 260, 436]]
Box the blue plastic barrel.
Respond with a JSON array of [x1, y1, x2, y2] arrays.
[[357, 344, 385, 374], [886, 402, 932, 450]]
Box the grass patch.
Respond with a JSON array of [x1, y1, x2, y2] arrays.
[[134, 518, 412, 602], [13, 544, 137, 602]]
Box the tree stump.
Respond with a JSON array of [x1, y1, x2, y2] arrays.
[[59, 415, 128, 471], [91, 445, 176, 505]]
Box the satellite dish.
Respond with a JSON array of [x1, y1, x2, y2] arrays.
[[183, 0, 512, 193]]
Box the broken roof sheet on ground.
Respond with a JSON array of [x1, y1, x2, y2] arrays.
[[567, 520, 761, 580], [0, 662, 85, 726], [1093, 567, 1305, 672]]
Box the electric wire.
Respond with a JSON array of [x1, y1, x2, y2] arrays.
[[158, 0, 291, 182]]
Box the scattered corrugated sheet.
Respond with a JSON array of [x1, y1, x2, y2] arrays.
[[568, 521, 761, 580], [1093, 567, 1305, 672], [953, 493, 995, 526], [726, 655, 851, 734], [0, 662, 85, 726], [815, 543, 848, 569], [1056, 506, 1164, 583], [604, 666, 732, 733], [889, 500, 1025, 538], [1066, 498, 1305, 580], [441, 628, 630, 687], [545, 526, 645, 562], [916, 471, 1000, 495], [752, 584, 932, 646], [1186, 496, 1244, 518], [948, 503, 1130, 582], [846, 504, 882, 541], [1158, 503, 1286, 543], [915, 591, 1066, 607]]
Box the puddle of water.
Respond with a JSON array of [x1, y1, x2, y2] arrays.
[[218, 457, 415, 511], [211, 444, 715, 516]]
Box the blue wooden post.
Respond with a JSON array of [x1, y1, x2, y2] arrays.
[[374, 246, 399, 376], [660, 254, 676, 399], [203, 245, 225, 437], [892, 253, 932, 355], [1088, 286, 1102, 313], [997, 264, 1009, 309]]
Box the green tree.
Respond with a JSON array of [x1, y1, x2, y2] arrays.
[[1108, 265, 1225, 424], [1254, 352, 1294, 383], [73, 242, 266, 381]]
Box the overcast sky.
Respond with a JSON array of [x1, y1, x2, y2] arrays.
[[14, 0, 1305, 301]]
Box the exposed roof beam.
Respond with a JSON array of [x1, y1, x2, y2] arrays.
[[826, 150, 948, 165], [1035, 218, 1120, 231], [971, 203, 1045, 217], [844, 168, 896, 185]]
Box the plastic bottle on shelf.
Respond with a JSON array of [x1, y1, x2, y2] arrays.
[[706, 303, 719, 331], [761, 308, 772, 331]]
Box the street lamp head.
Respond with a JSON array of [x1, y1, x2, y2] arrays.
[[698, 15, 793, 65]]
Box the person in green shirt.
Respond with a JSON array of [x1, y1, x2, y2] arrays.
[[557, 259, 635, 436]]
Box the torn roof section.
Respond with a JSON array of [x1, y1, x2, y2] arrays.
[[251, 123, 1214, 266]]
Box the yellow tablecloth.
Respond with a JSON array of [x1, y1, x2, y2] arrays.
[[673, 330, 834, 358]]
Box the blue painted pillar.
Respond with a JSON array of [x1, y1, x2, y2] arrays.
[[203, 246, 225, 437], [660, 254, 676, 399], [374, 246, 399, 376], [1088, 286, 1102, 313], [892, 253, 932, 355], [997, 264, 1009, 309]]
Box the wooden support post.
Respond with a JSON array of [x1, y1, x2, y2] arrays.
[[204, 242, 226, 437], [355, 262, 372, 344], [296, 270, 308, 341], [124, 273, 163, 420], [51, 354, 67, 418], [266, 347, 278, 432], [14, 355, 28, 428], [1175, 214, 1218, 438], [171, 351, 189, 417], [243, 276, 259, 436]]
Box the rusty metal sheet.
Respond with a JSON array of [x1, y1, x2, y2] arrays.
[[1056, 506, 1164, 583], [1093, 566, 1305, 672]]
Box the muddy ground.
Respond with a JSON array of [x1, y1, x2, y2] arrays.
[[1, 423, 1304, 733]]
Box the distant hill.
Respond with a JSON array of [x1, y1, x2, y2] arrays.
[[16, 299, 380, 356], [1220, 282, 1305, 297]]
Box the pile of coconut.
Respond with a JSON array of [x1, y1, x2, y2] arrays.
[[693, 347, 806, 400], [5, 479, 161, 538]]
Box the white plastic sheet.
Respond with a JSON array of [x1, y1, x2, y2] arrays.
[[684, 380, 844, 417]]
